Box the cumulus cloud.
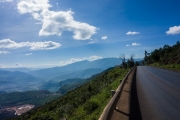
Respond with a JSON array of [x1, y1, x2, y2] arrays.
[[17, 0, 51, 14], [166, 25, 180, 35], [0, 39, 61, 50], [17, 0, 97, 40], [101, 36, 107, 40], [59, 55, 103, 66], [25, 53, 32, 56], [29, 41, 61, 50], [0, 51, 10, 54], [89, 55, 102, 61], [59, 58, 85, 66], [126, 42, 141, 46], [126, 31, 140, 35], [132, 42, 141, 46], [0, 0, 13, 2]]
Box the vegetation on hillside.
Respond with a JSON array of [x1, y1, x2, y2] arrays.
[[144, 41, 180, 71], [120, 54, 139, 69], [11, 67, 129, 120], [0, 90, 60, 107], [0, 70, 42, 92]]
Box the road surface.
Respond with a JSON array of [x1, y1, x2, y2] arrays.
[[136, 66, 180, 120]]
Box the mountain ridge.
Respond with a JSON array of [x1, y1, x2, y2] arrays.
[[28, 58, 121, 80]]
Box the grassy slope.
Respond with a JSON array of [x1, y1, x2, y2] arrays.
[[0, 90, 60, 107], [150, 63, 180, 72], [11, 67, 129, 120]]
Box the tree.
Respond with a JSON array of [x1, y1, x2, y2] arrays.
[[135, 61, 139, 66], [127, 54, 135, 68], [144, 41, 180, 65], [120, 54, 125, 63], [144, 50, 151, 64], [119, 54, 127, 68], [145, 50, 148, 57], [151, 49, 160, 62]]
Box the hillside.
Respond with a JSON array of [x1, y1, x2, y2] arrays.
[[0, 70, 42, 92], [42, 78, 89, 93], [0, 58, 121, 93], [0, 90, 60, 107], [144, 41, 180, 71], [0, 68, 35, 73], [0, 90, 61, 120], [42, 68, 103, 92], [50, 68, 103, 81], [11, 67, 129, 120], [28, 58, 121, 80], [56, 78, 90, 95]]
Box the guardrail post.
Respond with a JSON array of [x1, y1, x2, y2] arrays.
[[120, 79, 122, 84], [99, 67, 136, 120], [111, 90, 116, 97]]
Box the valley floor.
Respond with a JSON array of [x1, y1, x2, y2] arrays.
[[0, 104, 34, 120]]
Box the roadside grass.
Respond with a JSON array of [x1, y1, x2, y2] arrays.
[[12, 67, 130, 120], [150, 63, 180, 72], [68, 68, 129, 120]]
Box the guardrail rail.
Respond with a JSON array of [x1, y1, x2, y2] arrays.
[[99, 67, 136, 120]]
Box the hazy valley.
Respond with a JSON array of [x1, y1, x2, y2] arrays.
[[0, 57, 125, 119]]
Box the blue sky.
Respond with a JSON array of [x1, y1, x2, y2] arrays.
[[0, 0, 180, 68]]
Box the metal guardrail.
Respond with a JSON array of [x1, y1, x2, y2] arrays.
[[99, 67, 136, 120]]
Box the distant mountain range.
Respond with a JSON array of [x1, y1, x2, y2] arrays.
[[29, 58, 121, 92], [0, 58, 122, 92], [0, 68, 37, 73], [0, 57, 143, 93], [0, 57, 144, 120], [0, 70, 42, 92], [28, 58, 121, 80], [11, 67, 130, 120]]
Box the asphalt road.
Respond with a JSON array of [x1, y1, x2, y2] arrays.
[[136, 66, 180, 120]]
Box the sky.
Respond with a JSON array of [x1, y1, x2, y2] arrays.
[[0, 0, 180, 68]]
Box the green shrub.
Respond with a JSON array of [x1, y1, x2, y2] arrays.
[[84, 100, 99, 114]]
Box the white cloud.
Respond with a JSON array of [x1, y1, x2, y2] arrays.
[[132, 42, 141, 46], [29, 41, 61, 50], [17, 0, 51, 14], [89, 55, 102, 61], [0, 39, 61, 50], [0, 64, 26, 68], [59, 55, 103, 66], [101, 36, 107, 40], [17, 0, 97, 40], [88, 39, 97, 44], [126, 31, 140, 35], [0, 51, 10, 54], [15, 63, 22, 67], [14, 63, 26, 68], [0, 0, 13, 2], [0, 64, 5, 68], [166, 25, 180, 35], [25, 53, 32, 56], [59, 58, 85, 66], [126, 42, 141, 46]]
